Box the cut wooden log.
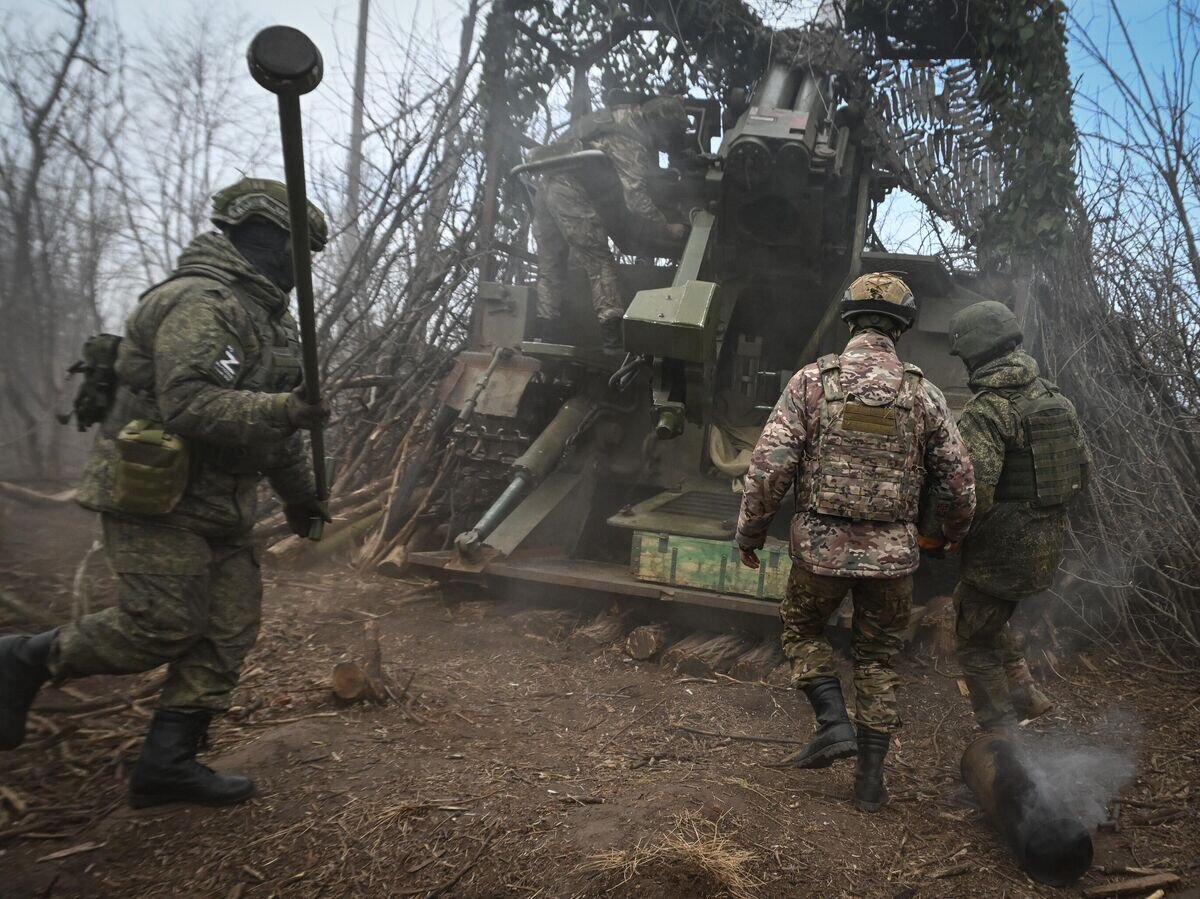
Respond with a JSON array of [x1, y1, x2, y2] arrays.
[[625, 624, 672, 661], [661, 632, 717, 671], [331, 621, 389, 705], [668, 632, 756, 678], [729, 640, 785, 682], [1081, 873, 1180, 898], [509, 608, 582, 642], [568, 610, 637, 650], [375, 542, 409, 579], [332, 661, 380, 704]]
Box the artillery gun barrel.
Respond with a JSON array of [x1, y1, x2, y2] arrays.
[[455, 396, 597, 560], [961, 734, 1093, 886]]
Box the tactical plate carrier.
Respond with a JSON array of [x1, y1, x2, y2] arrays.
[[994, 381, 1087, 507], [800, 354, 925, 524]]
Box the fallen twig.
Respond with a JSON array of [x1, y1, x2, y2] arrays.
[[597, 698, 668, 751], [675, 724, 805, 746], [399, 835, 495, 898]]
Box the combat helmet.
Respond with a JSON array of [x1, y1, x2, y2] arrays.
[[948, 301, 1023, 369], [211, 177, 329, 251], [839, 272, 917, 333], [642, 95, 689, 142]]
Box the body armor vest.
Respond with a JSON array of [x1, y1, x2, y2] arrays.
[[802, 354, 925, 523], [994, 379, 1086, 506]]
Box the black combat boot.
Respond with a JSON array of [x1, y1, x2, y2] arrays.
[[784, 677, 858, 768], [129, 710, 255, 808], [0, 629, 58, 751], [854, 727, 890, 812], [599, 318, 623, 353]]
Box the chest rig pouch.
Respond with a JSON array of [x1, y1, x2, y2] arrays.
[[803, 354, 925, 523], [994, 380, 1086, 506], [202, 285, 304, 476]]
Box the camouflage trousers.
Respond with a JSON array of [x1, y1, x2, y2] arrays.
[[48, 514, 262, 714], [531, 175, 624, 324], [954, 581, 1028, 730], [780, 565, 912, 732]]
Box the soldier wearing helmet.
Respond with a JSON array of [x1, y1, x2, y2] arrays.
[[736, 272, 976, 812], [947, 301, 1091, 731], [531, 95, 691, 351], [0, 178, 330, 809]]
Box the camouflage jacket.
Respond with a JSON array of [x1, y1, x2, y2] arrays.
[[736, 330, 976, 578], [76, 232, 316, 537], [957, 350, 1091, 598], [545, 106, 673, 242]]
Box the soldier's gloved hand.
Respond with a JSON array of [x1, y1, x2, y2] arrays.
[[284, 386, 331, 431], [285, 499, 332, 537], [918, 534, 953, 558], [739, 547, 760, 569]]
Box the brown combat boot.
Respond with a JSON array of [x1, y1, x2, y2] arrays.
[[1005, 658, 1053, 720], [1011, 682, 1054, 720]]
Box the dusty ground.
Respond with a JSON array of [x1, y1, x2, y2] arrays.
[[1, 506, 1198, 898]]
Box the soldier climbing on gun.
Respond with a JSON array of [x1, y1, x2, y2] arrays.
[[531, 95, 691, 351]]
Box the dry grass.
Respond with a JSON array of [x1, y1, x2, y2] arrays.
[[576, 811, 764, 899]]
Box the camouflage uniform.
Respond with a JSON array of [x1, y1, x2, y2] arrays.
[[54, 231, 316, 713], [532, 105, 679, 325], [737, 330, 976, 731], [953, 349, 1090, 729]]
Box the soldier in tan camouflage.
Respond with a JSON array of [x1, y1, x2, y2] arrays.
[[947, 301, 1090, 731], [0, 179, 329, 809], [737, 272, 976, 812], [531, 96, 690, 350]]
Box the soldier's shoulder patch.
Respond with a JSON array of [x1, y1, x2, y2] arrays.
[[212, 344, 242, 386]]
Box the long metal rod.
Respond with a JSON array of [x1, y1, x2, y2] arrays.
[[276, 92, 328, 519]]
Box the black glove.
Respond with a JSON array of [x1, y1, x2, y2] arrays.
[[285, 499, 332, 537], [284, 385, 331, 431]]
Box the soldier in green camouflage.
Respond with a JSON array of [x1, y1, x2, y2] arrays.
[[948, 301, 1091, 731], [737, 273, 976, 812], [531, 96, 690, 350], [0, 178, 330, 808]]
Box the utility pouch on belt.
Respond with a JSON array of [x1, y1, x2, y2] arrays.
[[112, 420, 190, 515]]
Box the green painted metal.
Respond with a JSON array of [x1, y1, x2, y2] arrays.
[[630, 530, 789, 600]]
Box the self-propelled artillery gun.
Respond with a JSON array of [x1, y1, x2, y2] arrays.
[[400, 46, 995, 624]]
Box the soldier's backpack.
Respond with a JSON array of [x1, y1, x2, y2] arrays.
[[57, 334, 122, 431]]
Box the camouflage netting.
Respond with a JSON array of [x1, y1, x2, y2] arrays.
[[472, 0, 1198, 652]]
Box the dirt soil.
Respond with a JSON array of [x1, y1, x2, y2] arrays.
[[1, 512, 1198, 898]]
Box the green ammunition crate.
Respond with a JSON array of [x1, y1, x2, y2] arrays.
[[630, 531, 790, 600]]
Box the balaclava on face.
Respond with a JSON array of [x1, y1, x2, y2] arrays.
[[227, 217, 295, 293]]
